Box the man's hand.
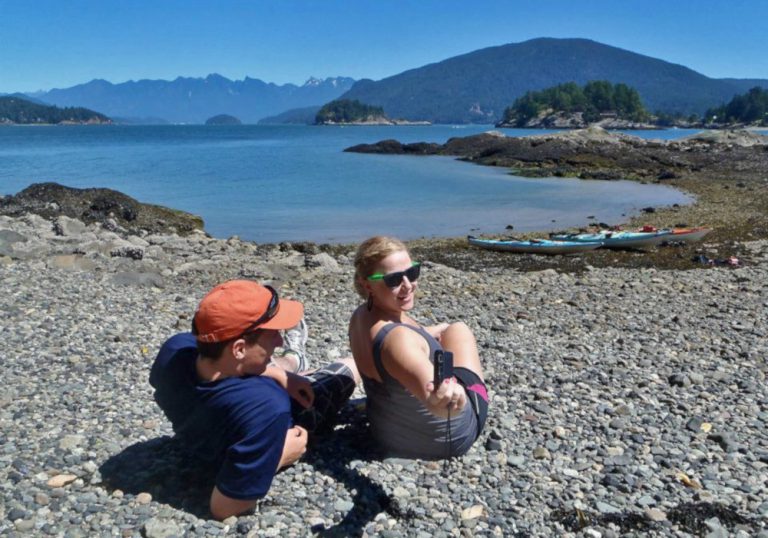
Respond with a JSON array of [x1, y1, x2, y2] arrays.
[[285, 372, 314, 408], [278, 425, 308, 469], [263, 366, 314, 408]]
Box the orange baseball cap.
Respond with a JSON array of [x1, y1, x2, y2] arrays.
[[193, 280, 304, 343]]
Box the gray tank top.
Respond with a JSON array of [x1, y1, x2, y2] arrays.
[[362, 323, 477, 459]]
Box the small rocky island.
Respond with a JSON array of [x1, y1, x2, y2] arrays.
[[204, 114, 242, 125], [495, 81, 656, 130], [494, 82, 768, 131], [315, 98, 429, 126]]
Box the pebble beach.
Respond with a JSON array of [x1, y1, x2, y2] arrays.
[[1, 210, 767, 537]]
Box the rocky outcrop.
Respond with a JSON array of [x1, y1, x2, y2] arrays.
[[345, 139, 441, 154], [318, 117, 431, 126], [347, 127, 768, 182], [681, 129, 768, 147], [0, 182, 204, 237], [496, 111, 658, 130]]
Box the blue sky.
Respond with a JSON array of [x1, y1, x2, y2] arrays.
[[0, 0, 766, 93]]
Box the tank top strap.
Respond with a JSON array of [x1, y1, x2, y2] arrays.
[[371, 322, 439, 382]]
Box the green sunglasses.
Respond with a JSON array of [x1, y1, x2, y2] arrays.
[[367, 262, 421, 287]]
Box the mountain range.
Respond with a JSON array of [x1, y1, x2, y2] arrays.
[[28, 75, 355, 124], [338, 38, 768, 123], [17, 38, 768, 125]]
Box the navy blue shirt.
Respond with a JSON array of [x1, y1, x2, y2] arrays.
[[149, 333, 291, 500]]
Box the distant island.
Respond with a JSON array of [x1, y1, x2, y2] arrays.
[[495, 81, 768, 129], [496, 81, 658, 129], [205, 114, 242, 125], [0, 95, 111, 125], [315, 99, 429, 125]]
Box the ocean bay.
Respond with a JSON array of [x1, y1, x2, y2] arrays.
[[0, 124, 695, 243]]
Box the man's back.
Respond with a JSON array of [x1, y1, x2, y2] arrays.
[[150, 332, 292, 499]]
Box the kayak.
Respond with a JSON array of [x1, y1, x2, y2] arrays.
[[667, 227, 712, 242], [636, 225, 712, 243], [467, 235, 603, 255], [549, 229, 673, 249]]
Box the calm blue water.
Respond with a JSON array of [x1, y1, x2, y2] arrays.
[[0, 124, 711, 243]]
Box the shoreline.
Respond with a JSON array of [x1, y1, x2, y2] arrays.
[[0, 167, 758, 275], [344, 127, 768, 272]]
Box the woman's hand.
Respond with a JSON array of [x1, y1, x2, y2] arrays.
[[425, 377, 467, 418], [424, 322, 450, 343]]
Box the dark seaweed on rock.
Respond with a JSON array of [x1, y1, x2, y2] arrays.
[[553, 502, 762, 534], [0, 182, 204, 236], [668, 502, 754, 535], [551, 507, 659, 533]]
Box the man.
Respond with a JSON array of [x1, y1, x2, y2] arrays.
[[149, 280, 358, 519]]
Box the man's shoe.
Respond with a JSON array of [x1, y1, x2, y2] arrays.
[[280, 318, 309, 372]]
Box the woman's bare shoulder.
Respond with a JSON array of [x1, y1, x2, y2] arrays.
[[382, 323, 427, 352]]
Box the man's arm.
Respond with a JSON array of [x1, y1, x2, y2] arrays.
[[262, 365, 314, 408], [210, 487, 258, 520], [208, 425, 308, 520], [278, 425, 308, 468]]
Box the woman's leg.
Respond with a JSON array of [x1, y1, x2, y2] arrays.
[[440, 322, 484, 382]]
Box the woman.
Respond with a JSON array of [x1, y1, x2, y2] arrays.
[[348, 236, 488, 459]]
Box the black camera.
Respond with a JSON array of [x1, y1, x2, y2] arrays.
[[433, 349, 454, 385]]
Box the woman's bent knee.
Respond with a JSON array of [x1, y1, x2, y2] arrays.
[[442, 322, 477, 345]]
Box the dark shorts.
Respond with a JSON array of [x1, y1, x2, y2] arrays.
[[290, 362, 356, 435], [453, 366, 489, 439]]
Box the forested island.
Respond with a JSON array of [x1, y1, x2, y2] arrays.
[[204, 114, 242, 125], [496, 81, 652, 128], [0, 95, 111, 125], [314, 99, 429, 125], [496, 81, 768, 129], [315, 99, 388, 124]]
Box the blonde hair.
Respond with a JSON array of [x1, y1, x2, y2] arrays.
[[353, 236, 408, 298]]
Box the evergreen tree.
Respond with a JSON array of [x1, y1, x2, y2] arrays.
[[705, 87, 768, 125], [500, 80, 649, 126], [583, 81, 614, 112]]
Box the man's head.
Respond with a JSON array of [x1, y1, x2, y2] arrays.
[[192, 280, 303, 362]]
